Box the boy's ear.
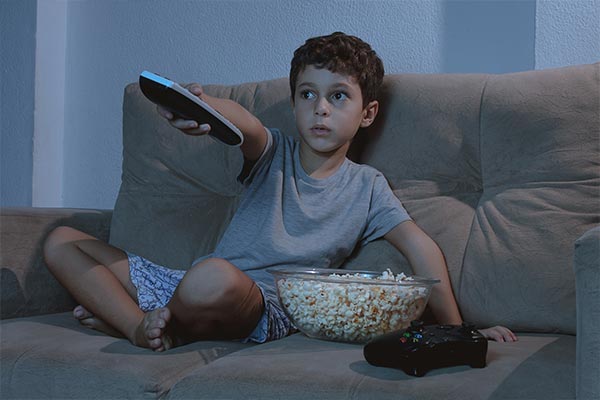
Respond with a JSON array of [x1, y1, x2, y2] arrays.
[[360, 100, 379, 128]]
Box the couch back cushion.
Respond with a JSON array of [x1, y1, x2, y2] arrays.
[[458, 64, 599, 333], [111, 64, 599, 334]]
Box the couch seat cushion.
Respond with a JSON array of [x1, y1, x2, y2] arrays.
[[0, 312, 253, 399], [167, 332, 574, 400]]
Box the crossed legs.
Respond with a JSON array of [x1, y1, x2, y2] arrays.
[[43, 226, 264, 351]]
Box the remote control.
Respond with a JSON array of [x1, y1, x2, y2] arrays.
[[139, 71, 244, 146], [363, 321, 488, 377]]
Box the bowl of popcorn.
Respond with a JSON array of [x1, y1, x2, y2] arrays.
[[268, 267, 439, 343]]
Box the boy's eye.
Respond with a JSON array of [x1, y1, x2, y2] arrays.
[[300, 90, 315, 100], [331, 92, 348, 101]]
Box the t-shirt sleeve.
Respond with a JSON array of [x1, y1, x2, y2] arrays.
[[360, 173, 412, 245], [237, 127, 275, 185]]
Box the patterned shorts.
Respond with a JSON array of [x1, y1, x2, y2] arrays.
[[127, 252, 295, 343]]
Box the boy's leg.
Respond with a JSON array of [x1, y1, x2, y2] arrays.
[[43, 226, 168, 350], [165, 258, 264, 343]]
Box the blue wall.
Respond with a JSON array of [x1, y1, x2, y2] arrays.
[[1, 0, 36, 206], [442, 0, 536, 73], [1, 0, 598, 208], [536, 0, 600, 68]]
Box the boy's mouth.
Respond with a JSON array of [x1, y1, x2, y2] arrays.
[[311, 124, 331, 135]]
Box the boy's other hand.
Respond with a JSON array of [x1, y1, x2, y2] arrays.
[[478, 325, 518, 342], [156, 83, 212, 136]]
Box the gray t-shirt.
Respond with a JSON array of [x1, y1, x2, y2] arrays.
[[194, 128, 411, 282]]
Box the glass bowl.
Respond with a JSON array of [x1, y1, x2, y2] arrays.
[[268, 267, 439, 343]]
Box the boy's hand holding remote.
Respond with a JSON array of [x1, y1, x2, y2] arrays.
[[156, 82, 268, 162], [156, 84, 209, 134]]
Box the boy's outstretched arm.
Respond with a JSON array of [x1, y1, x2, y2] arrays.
[[156, 83, 268, 162], [384, 221, 517, 342]]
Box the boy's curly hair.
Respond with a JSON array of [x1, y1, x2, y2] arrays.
[[289, 32, 384, 107]]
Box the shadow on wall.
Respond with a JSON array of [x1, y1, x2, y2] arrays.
[[442, 0, 536, 74]]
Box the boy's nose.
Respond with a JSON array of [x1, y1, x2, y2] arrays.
[[314, 98, 330, 116]]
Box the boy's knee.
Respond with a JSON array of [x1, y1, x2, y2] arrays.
[[43, 226, 76, 266], [176, 258, 249, 310], [43, 226, 92, 270]]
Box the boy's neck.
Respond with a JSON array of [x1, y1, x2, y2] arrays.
[[298, 140, 350, 179]]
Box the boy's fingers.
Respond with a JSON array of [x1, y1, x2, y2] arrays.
[[185, 83, 203, 96], [489, 330, 504, 342], [170, 119, 198, 130], [156, 106, 173, 120], [154, 83, 210, 135], [482, 326, 518, 342], [173, 122, 212, 136], [498, 326, 517, 342]]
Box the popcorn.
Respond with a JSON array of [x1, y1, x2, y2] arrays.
[[275, 269, 432, 343]]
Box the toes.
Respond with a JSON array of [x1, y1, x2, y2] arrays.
[[73, 305, 93, 320], [161, 334, 174, 351], [147, 308, 170, 324], [134, 308, 174, 351], [158, 307, 171, 322], [79, 317, 96, 329], [146, 327, 163, 340], [148, 337, 163, 350], [148, 317, 166, 330]]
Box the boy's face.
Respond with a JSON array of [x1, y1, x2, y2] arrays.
[[293, 66, 378, 158]]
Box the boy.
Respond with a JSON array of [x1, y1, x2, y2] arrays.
[[44, 32, 516, 352]]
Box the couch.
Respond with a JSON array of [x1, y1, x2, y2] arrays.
[[1, 62, 599, 399]]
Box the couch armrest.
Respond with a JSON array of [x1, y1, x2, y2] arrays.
[[574, 226, 600, 400], [0, 207, 112, 319]]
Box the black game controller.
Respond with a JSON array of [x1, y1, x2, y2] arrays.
[[363, 320, 488, 377]]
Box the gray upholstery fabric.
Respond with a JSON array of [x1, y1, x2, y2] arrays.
[[0, 313, 253, 399], [459, 64, 600, 334], [166, 332, 574, 400], [574, 227, 600, 400], [0, 208, 112, 319]]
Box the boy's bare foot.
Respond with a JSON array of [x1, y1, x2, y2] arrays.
[[132, 307, 174, 352], [73, 305, 124, 338], [74, 305, 177, 351]]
